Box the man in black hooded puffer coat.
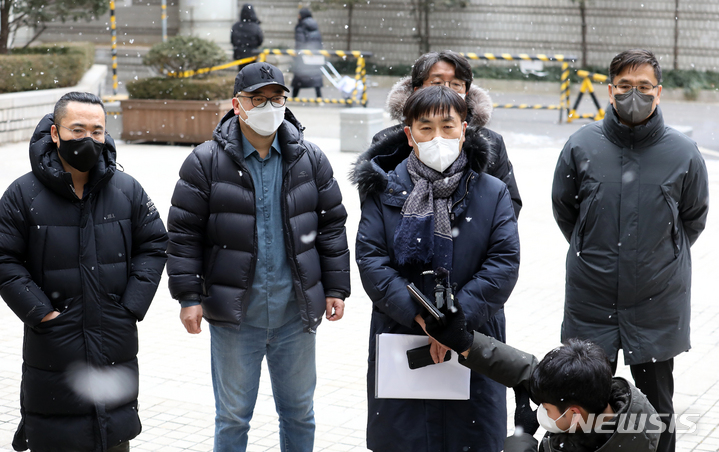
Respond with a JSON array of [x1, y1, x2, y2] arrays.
[[0, 92, 168, 452]]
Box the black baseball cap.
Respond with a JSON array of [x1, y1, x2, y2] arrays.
[[234, 62, 289, 96]]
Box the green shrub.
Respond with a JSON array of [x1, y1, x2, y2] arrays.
[[126, 76, 235, 100], [143, 36, 226, 78], [0, 42, 94, 93]]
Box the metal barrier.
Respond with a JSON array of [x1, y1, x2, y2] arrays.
[[567, 70, 607, 122], [460, 53, 575, 123], [258, 49, 371, 107], [166, 49, 371, 107], [160, 49, 608, 120], [167, 55, 259, 78]]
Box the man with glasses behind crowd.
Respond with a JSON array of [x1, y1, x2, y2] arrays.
[[166, 62, 350, 452], [367, 50, 522, 218], [0, 91, 168, 451], [552, 49, 709, 452]]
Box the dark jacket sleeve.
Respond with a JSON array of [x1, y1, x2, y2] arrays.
[[504, 433, 539, 452], [462, 332, 538, 391], [551, 141, 579, 243], [484, 129, 522, 218], [680, 148, 709, 246], [166, 145, 213, 301], [0, 182, 55, 326], [230, 22, 242, 48], [119, 178, 168, 320], [355, 194, 422, 328], [457, 184, 520, 332], [255, 25, 264, 49], [294, 24, 307, 48], [309, 144, 351, 300]]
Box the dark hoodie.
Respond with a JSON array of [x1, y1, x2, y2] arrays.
[[0, 114, 168, 452], [373, 76, 522, 218], [459, 334, 660, 452], [166, 108, 350, 333], [295, 8, 323, 50], [503, 379, 660, 452], [231, 4, 263, 60], [352, 115, 520, 451]]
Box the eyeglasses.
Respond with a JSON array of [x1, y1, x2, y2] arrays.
[[237, 95, 288, 108], [57, 124, 106, 140], [611, 83, 659, 95], [429, 80, 466, 93]]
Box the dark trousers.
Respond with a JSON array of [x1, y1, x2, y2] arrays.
[[291, 86, 322, 98], [612, 357, 675, 452], [107, 441, 130, 452]]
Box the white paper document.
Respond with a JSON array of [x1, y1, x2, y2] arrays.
[[375, 333, 471, 400]]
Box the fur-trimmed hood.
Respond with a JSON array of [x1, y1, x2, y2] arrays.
[[350, 124, 494, 200], [385, 76, 494, 129]]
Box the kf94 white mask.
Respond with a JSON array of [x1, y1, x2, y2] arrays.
[[240, 101, 285, 136], [410, 128, 464, 173]]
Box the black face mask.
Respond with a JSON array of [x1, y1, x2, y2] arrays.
[[57, 134, 104, 172]]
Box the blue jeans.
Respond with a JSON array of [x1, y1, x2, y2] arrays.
[[209, 315, 316, 452]]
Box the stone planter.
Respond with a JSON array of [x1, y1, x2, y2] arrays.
[[121, 99, 232, 144]]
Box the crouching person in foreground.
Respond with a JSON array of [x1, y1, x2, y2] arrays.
[[0, 92, 168, 451], [425, 303, 661, 452]]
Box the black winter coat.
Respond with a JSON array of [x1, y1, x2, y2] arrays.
[[552, 106, 709, 365], [292, 12, 324, 89], [166, 108, 350, 332], [0, 115, 168, 452], [231, 5, 263, 60], [352, 129, 520, 452], [377, 76, 522, 218]]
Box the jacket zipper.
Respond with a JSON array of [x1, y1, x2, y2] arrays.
[[449, 174, 473, 222], [281, 150, 315, 331]]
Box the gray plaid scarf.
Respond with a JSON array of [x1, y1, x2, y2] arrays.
[[393, 150, 468, 271]]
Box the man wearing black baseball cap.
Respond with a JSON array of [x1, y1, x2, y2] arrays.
[[167, 62, 351, 452]]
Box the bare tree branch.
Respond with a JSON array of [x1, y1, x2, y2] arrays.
[[22, 24, 47, 48]]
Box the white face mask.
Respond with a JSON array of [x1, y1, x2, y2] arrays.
[[458, 93, 466, 99], [410, 127, 464, 173], [537, 404, 571, 434], [239, 101, 285, 136]]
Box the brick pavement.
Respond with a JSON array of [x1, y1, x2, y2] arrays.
[[0, 106, 717, 451]]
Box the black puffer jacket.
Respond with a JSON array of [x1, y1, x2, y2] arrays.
[[352, 128, 520, 452], [552, 105, 709, 365], [166, 108, 350, 332], [0, 114, 168, 452], [231, 4, 263, 60], [291, 8, 324, 89], [375, 76, 522, 218]]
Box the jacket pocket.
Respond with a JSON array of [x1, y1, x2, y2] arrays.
[[575, 181, 600, 253], [108, 293, 136, 320], [661, 184, 681, 257], [119, 220, 132, 281]]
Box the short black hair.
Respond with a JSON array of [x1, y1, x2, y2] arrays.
[[54, 92, 106, 125], [530, 339, 613, 414], [403, 85, 468, 127], [609, 49, 662, 84], [410, 50, 473, 93]]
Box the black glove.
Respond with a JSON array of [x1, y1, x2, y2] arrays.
[[423, 302, 474, 355], [513, 384, 539, 435]]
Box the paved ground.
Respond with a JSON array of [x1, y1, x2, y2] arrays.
[[0, 100, 718, 451]]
